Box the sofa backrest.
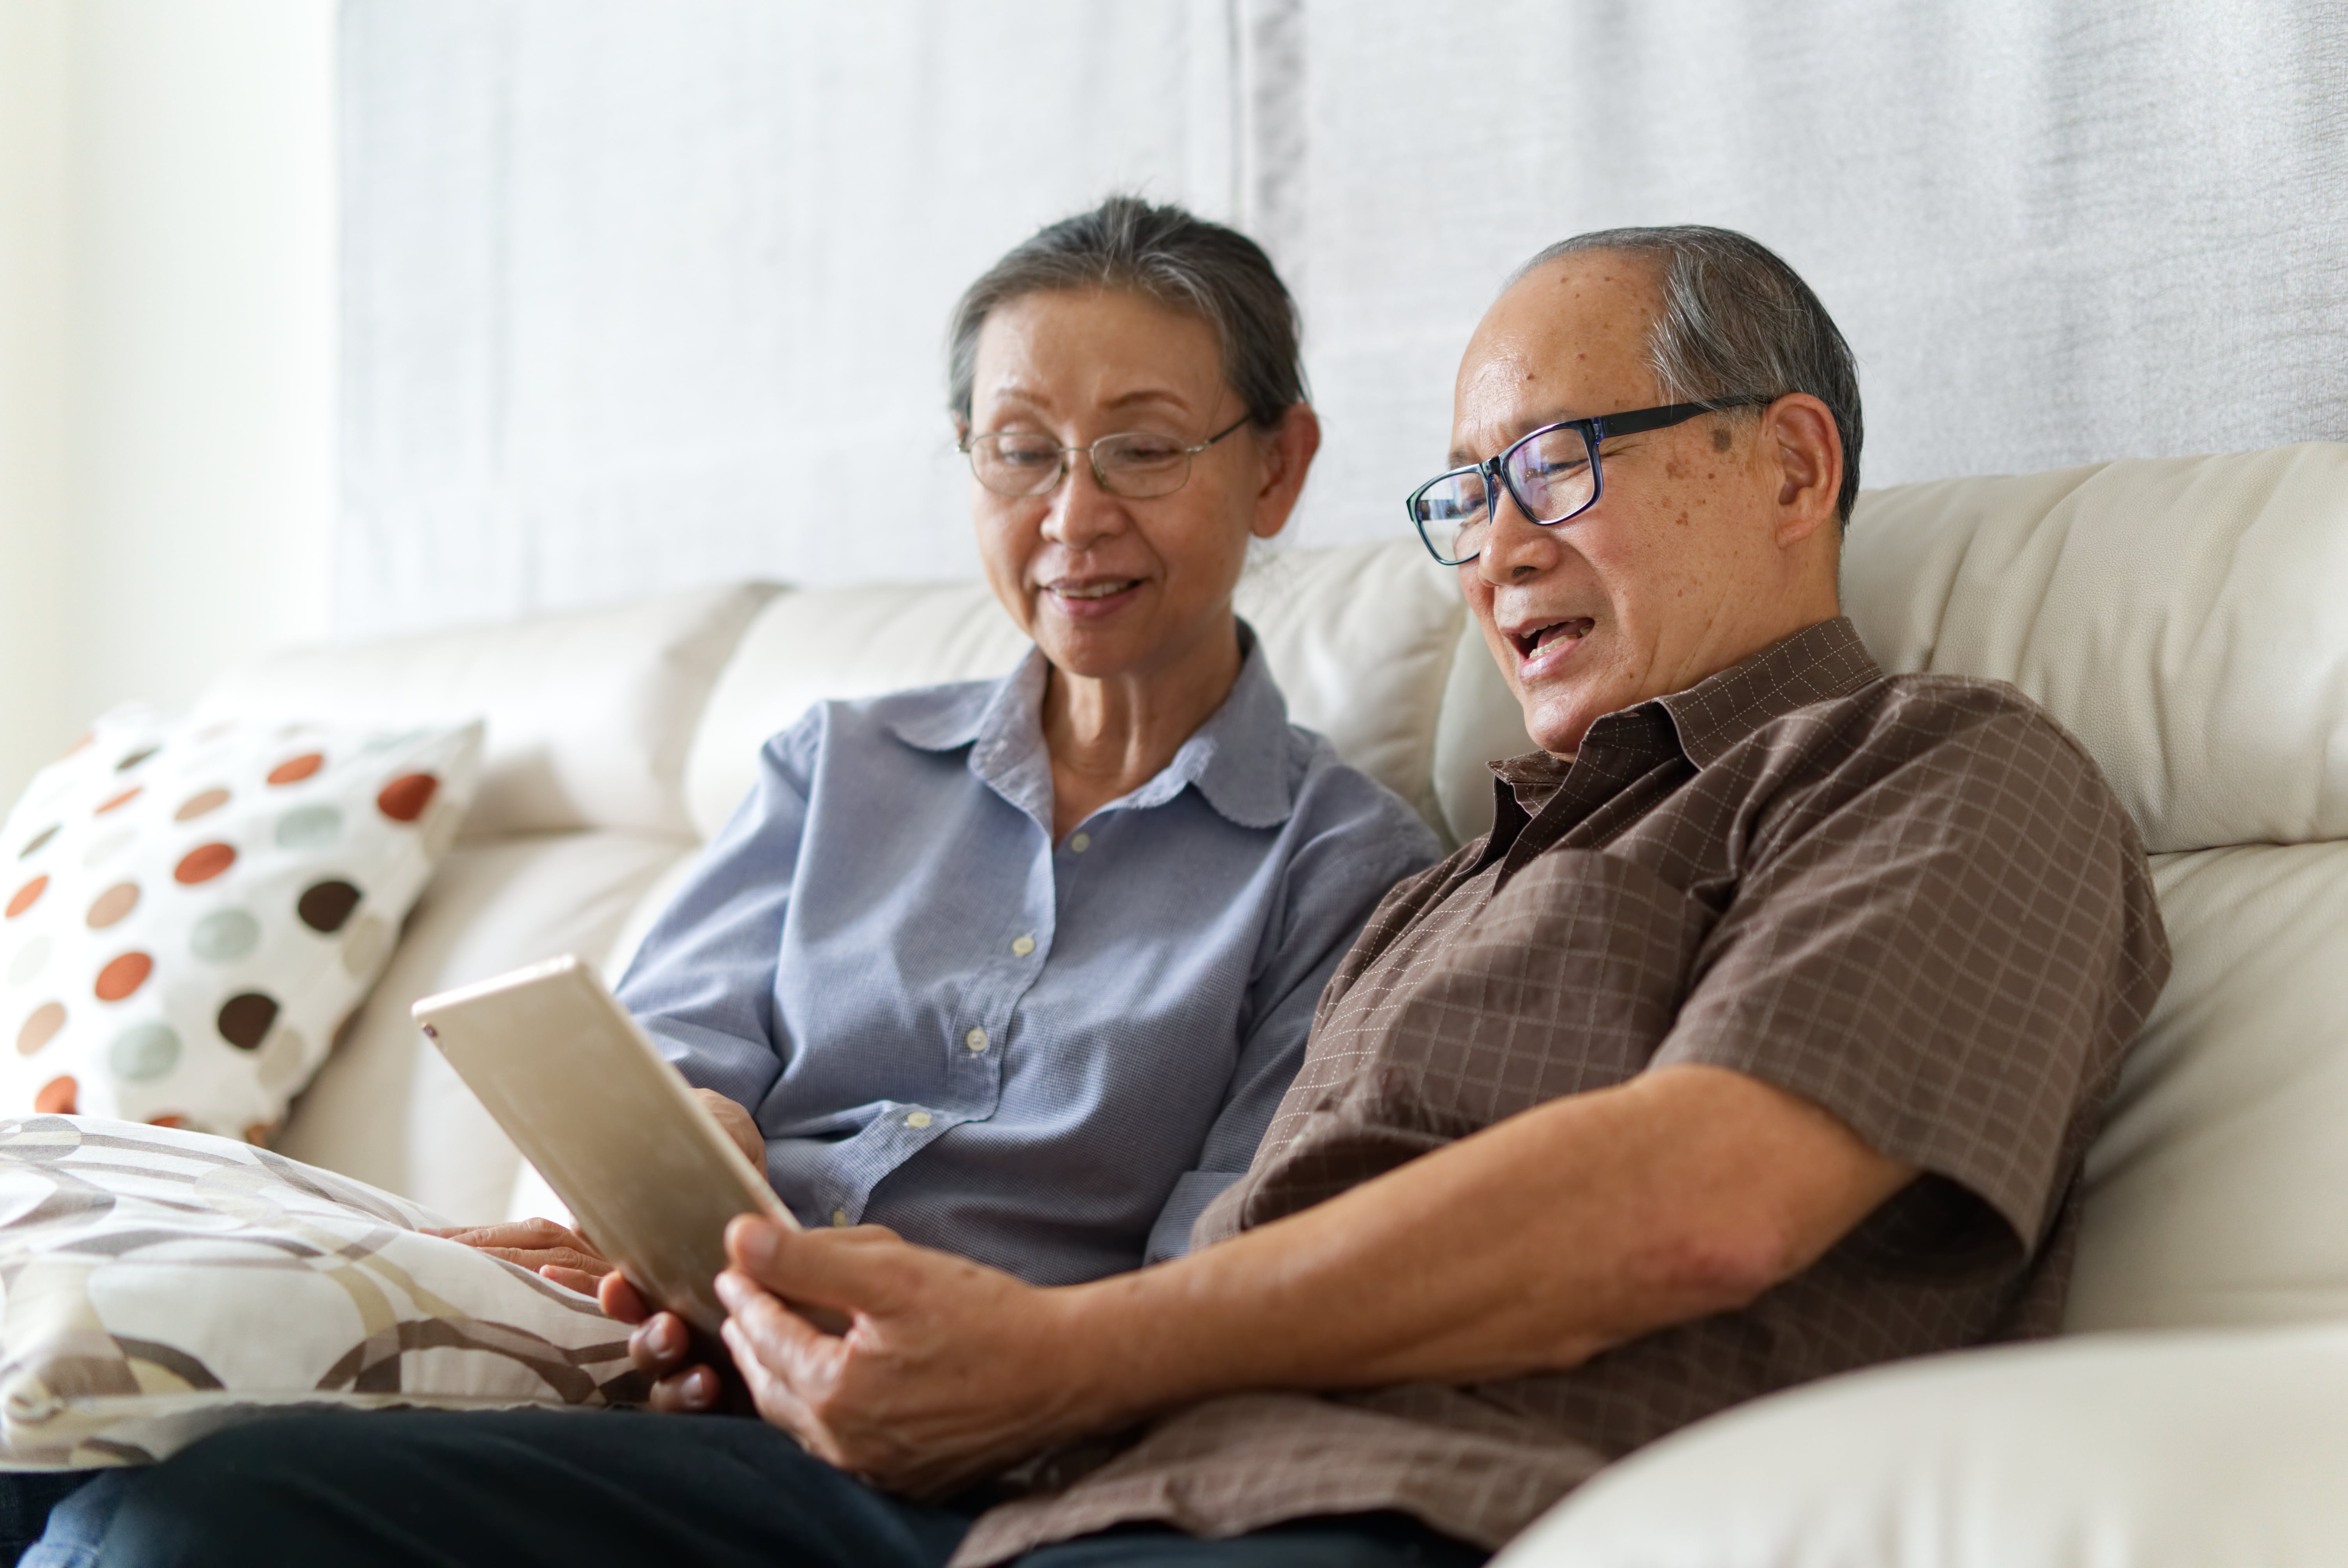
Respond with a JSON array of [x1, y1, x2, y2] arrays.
[[685, 539, 1536, 849], [1842, 441, 2348, 1333], [1844, 443, 2348, 854], [194, 583, 777, 840]]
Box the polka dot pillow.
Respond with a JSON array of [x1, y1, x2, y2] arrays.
[[0, 708, 482, 1141]]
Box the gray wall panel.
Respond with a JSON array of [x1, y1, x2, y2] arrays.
[[338, 0, 2348, 634]]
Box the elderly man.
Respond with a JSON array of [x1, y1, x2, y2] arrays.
[[71, 228, 2167, 1568]]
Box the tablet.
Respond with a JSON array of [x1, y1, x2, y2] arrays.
[[412, 954, 794, 1335]]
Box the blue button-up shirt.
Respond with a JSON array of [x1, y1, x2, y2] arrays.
[[614, 632, 1441, 1287]]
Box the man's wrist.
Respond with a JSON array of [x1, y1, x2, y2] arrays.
[[1041, 1253, 1251, 1440]]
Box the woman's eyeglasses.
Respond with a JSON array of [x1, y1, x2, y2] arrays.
[[962, 415, 1253, 501]]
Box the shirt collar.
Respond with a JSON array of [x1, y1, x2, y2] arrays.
[[1489, 616, 1881, 784], [1651, 616, 1883, 768], [1480, 616, 1882, 846], [884, 621, 1298, 831]]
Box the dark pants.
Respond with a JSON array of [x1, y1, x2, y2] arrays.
[[9, 1409, 1487, 1568]]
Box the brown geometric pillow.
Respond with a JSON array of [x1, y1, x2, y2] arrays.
[[0, 1116, 642, 1468]]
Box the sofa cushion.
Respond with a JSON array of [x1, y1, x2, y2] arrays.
[[2066, 841, 2348, 1331], [2, 710, 479, 1142], [1494, 1321, 2348, 1568], [275, 829, 693, 1221], [1844, 443, 2348, 855], [195, 584, 777, 839], [0, 1116, 640, 1469], [1232, 541, 1480, 832]]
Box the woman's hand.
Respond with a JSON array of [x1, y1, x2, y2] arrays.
[[598, 1270, 743, 1414], [695, 1087, 765, 1169], [423, 1218, 615, 1296]]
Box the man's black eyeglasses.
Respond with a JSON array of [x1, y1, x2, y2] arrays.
[[1406, 398, 1773, 565]]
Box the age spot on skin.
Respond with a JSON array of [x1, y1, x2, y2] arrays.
[[1713, 426, 1733, 452]]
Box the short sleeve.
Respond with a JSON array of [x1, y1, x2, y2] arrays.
[[1654, 693, 2165, 1251]]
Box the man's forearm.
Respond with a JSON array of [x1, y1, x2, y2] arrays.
[[1052, 1063, 1916, 1432]]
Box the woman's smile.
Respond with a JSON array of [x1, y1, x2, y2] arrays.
[[1042, 575, 1147, 621]]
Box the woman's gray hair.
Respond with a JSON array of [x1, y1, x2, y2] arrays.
[[1511, 226, 1864, 526], [948, 196, 1306, 430]]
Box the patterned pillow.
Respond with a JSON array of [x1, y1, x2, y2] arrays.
[[0, 1116, 642, 1467], [0, 710, 481, 1141]]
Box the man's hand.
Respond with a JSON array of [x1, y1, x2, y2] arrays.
[[712, 1215, 1109, 1498], [695, 1088, 765, 1169], [425, 1218, 614, 1296], [596, 1222, 883, 1420]]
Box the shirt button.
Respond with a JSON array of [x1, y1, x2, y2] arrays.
[[1069, 832, 1091, 853], [965, 1026, 988, 1052], [1011, 934, 1035, 957], [831, 1209, 849, 1227], [905, 1110, 932, 1129]]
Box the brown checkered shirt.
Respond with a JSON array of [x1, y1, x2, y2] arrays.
[[957, 617, 2170, 1565]]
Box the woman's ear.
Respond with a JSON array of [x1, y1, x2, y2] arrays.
[[1251, 403, 1322, 541]]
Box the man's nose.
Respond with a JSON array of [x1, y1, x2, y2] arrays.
[[1041, 458, 1126, 551], [1475, 484, 1557, 585]]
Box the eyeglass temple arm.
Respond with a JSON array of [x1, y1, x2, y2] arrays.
[[1588, 397, 1774, 441]]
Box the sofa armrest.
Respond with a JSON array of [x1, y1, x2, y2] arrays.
[[1497, 1324, 2348, 1568]]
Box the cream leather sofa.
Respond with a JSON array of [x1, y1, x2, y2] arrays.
[[191, 443, 2348, 1567]]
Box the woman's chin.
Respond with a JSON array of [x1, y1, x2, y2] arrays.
[[1034, 633, 1142, 681], [1030, 592, 1151, 669]]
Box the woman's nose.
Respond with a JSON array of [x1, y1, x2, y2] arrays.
[[1040, 458, 1126, 550]]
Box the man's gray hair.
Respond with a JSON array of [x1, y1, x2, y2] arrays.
[[948, 196, 1305, 430], [1512, 226, 1863, 526]]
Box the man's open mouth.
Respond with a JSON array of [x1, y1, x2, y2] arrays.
[[1511, 617, 1596, 660]]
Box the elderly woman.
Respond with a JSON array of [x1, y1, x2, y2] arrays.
[[465, 194, 1439, 1290], [16, 199, 1449, 1566]]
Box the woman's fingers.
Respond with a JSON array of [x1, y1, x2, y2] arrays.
[[536, 1264, 605, 1295], [692, 1089, 766, 1168], [599, 1271, 650, 1324], [434, 1218, 618, 1282], [645, 1363, 724, 1414], [625, 1309, 693, 1375], [434, 1218, 582, 1251], [479, 1244, 608, 1275]]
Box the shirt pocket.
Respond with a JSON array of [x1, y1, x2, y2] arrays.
[[1216, 852, 1718, 1236], [1322, 848, 1718, 1141]]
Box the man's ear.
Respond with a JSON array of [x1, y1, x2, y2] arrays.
[[1760, 394, 1841, 546], [1251, 403, 1323, 541]]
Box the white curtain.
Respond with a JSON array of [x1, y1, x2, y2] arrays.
[[338, 0, 2348, 637]]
